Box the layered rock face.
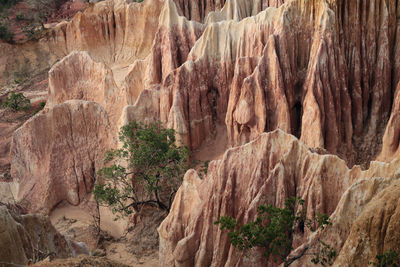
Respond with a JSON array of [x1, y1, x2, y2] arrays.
[[159, 131, 400, 266], [0, 203, 86, 266], [0, 0, 163, 87], [5, 0, 400, 265], [173, 0, 226, 22], [11, 101, 113, 213], [332, 179, 400, 266], [47, 51, 123, 125], [157, 0, 400, 165]]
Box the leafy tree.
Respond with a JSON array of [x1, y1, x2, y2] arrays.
[[2, 92, 31, 112], [215, 197, 335, 266], [93, 121, 190, 217], [370, 250, 400, 267]]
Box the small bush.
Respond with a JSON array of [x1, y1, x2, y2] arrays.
[[0, 22, 14, 43], [33, 101, 46, 114], [198, 160, 209, 178], [2, 92, 31, 112], [15, 13, 25, 20], [215, 197, 335, 266], [370, 250, 400, 267]]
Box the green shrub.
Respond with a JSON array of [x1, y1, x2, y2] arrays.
[[215, 197, 335, 266], [370, 250, 400, 267], [2, 92, 31, 112], [93, 121, 190, 218], [13, 71, 25, 84], [15, 13, 25, 20], [311, 241, 337, 266], [33, 101, 46, 114], [0, 22, 14, 43]]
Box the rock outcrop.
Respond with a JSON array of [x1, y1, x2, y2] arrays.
[[154, 0, 399, 166], [0, 202, 86, 266], [0, 0, 163, 88], [378, 82, 400, 162], [159, 130, 400, 266], [47, 51, 123, 125], [10, 100, 113, 213], [4, 0, 400, 264], [57, 0, 163, 65], [173, 0, 225, 22], [332, 179, 400, 266]]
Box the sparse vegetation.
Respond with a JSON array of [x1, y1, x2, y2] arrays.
[[33, 101, 45, 114], [0, 0, 20, 13], [0, 0, 18, 43], [2, 92, 31, 112], [22, 20, 44, 40], [15, 12, 25, 20], [198, 160, 209, 178], [13, 72, 23, 84], [0, 22, 14, 43], [215, 197, 335, 266], [0, 0, 69, 43], [3, 172, 11, 180], [370, 250, 400, 267], [311, 241, 337, 266], [93, 121, 190, 218]]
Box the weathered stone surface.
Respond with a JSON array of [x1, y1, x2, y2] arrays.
[[173, 0, 226, 22], [47, 51, 123, 125], [59, 0, 163, 65], [10, 100, 113, 213], [158, 130, 347, 266], [119, 89, 160, 127], [289, 166, 400, 266], [331, 179, 400, 267], [6, 0, 203, 212], [0, 203, 85, 266], [123, 0, 205, 102], [159, 130, 400, 266], [4, 0, 400, 264], [154, 0, 399, 167], [378, 82, 400, 162], [0, 0, 163, 88], [0, 39, 64, 88]]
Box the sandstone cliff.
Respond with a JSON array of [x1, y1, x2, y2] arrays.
[[3, 0, 400, 265], [156, 0, 399, 166], [158, 130, 400, 266], [11, 100, 113, 213]]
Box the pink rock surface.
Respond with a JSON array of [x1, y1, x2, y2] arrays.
[[159, 130, 400, 266], [4, 0, 400, 263], [10, 101, 113, 213]]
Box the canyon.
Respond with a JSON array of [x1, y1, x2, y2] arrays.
[[1, 0, 400, 266]]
